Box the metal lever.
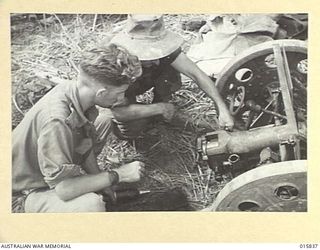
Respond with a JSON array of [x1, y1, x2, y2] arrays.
[[246, 100, 287, 120], [273, 44, 301, 159]]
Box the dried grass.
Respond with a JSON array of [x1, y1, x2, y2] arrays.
[[11, 14, 224, 210]]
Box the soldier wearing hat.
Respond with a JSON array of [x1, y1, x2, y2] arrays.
[[106, 14, 234, 138]]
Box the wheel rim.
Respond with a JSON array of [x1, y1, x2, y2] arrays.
[[216, 39, 307, 128], [206, 160, 307, 212]]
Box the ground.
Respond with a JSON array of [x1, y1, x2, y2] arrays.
[[11, 14, 230, 211]]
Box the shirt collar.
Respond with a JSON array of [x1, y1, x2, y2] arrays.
[[64, 82, 98, 129]]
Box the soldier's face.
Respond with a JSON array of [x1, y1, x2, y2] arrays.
[[95, 83, 129, 109]]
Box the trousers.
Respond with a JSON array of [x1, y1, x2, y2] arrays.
[[25, 189, 105, 213]]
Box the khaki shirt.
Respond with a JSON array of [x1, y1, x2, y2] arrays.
[[12, 81, 98, 193]]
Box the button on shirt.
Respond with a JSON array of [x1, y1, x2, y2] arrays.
[[12, 81, 99, 193]]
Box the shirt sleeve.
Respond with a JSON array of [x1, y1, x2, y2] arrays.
[[37, 118, 82, 188]]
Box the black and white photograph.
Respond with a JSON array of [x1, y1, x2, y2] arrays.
[[11, 13, 308, 213]]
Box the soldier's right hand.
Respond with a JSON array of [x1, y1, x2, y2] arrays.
[[114, 161, 145, 183]]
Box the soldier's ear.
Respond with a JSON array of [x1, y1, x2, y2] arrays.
[[95, 88, 107, 98]]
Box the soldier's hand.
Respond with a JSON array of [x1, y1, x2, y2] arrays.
[[159, 103, 176, 122], [218, 110, 234, 131], [114, 161, 145, 183]]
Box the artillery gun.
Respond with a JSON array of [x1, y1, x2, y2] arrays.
[[197, 40, 307, 212]]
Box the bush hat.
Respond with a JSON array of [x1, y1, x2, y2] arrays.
[[110, 14, 184, 61]]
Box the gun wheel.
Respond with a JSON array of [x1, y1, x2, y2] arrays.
[[216, 39, 307, 128], [205, 160, 307, 212]]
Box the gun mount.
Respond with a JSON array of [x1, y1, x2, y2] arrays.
[[197, 40, 307, 211]]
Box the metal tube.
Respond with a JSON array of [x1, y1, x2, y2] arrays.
[[273, 45, 298, 129], [205, 124, 298, 155]]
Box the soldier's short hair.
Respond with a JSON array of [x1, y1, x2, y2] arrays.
[[79, 44, 142, 86]]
